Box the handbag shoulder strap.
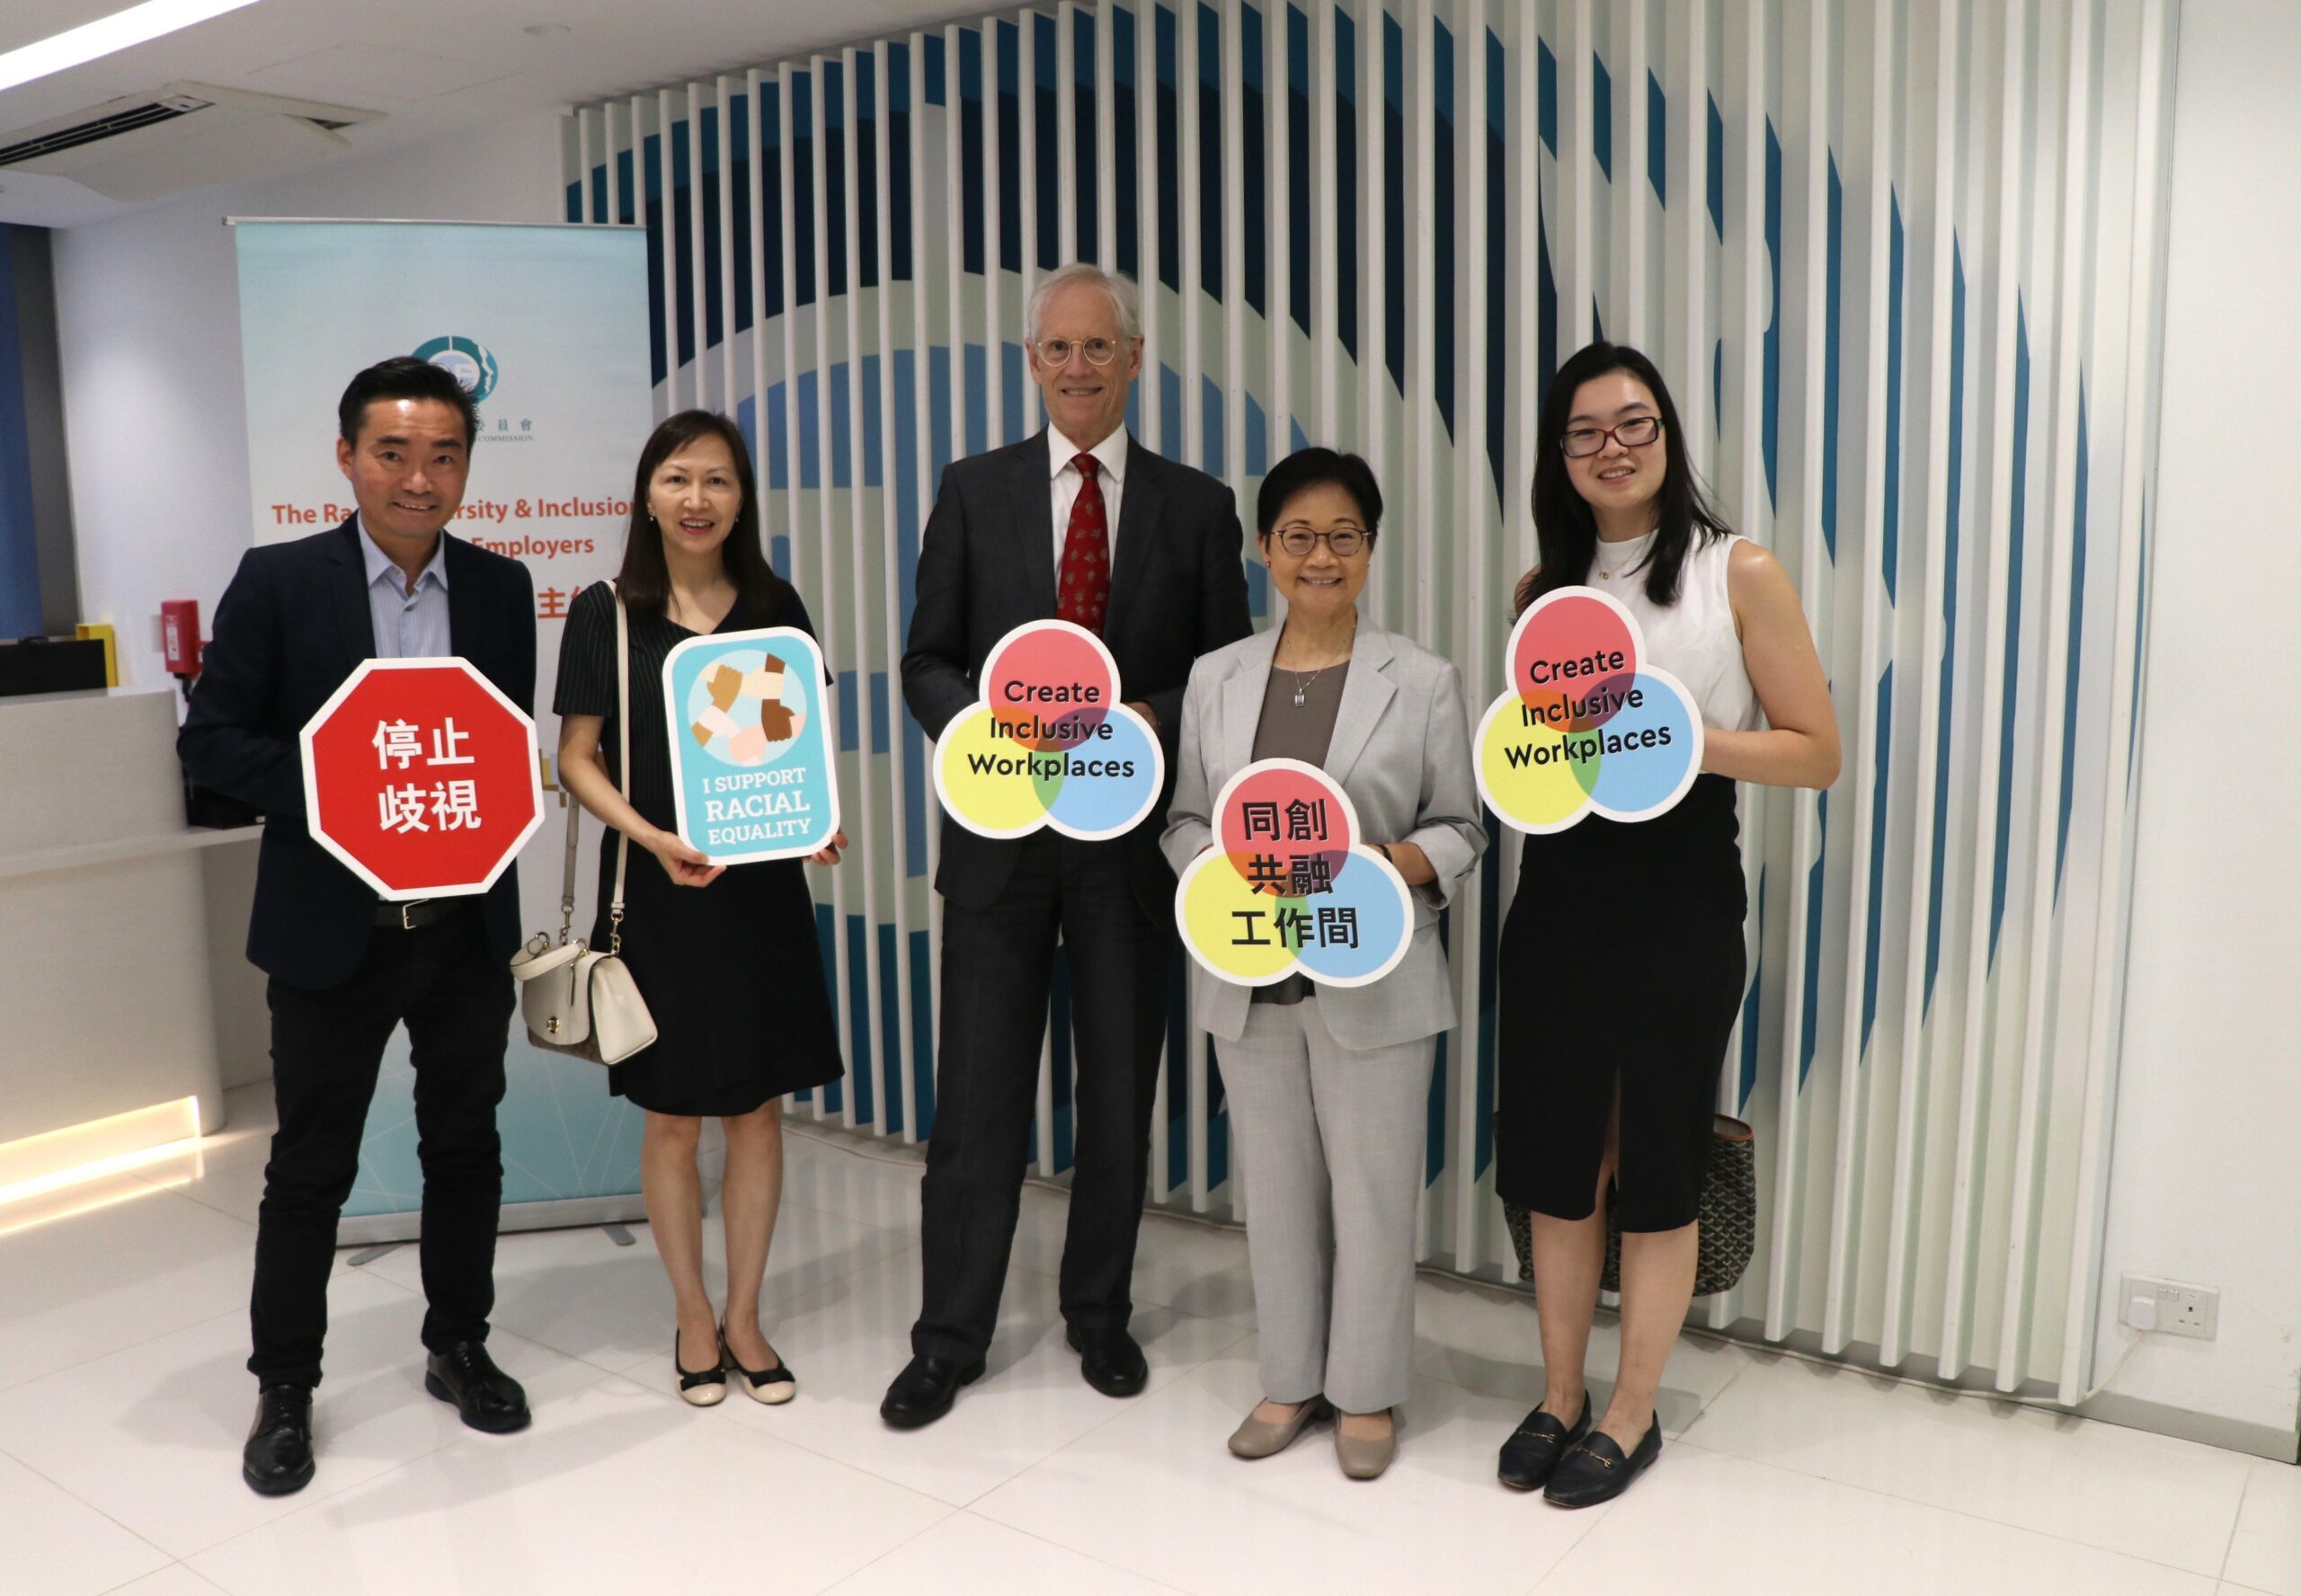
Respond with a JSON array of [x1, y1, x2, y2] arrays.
[[607, 579, 634, 952], [553, 773, 582, 942]]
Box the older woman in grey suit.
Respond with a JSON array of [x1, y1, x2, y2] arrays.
[[1162, 448, 1486, 1480]]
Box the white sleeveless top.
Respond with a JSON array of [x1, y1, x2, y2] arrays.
[[1586, 529, 1762, 733]]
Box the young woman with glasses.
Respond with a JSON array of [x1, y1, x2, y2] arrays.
[[1491, 343, 1838, 1506]]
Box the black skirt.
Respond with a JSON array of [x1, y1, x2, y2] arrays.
[[1493, 775, 1747, 1233]]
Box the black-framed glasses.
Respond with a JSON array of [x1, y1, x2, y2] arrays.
[[1560, 415, 1663, 457], [1272, 526, 1370, 558], [1033, 335, 1125, 367]]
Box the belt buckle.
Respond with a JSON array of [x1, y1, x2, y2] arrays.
[[399, 900, 427, 931]]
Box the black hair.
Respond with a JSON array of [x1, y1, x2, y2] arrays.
[[614, 410, 792, 626], [1515, 341, 1731, 614], [336, 356, 482, 449], [1255, 447, 1384, 542]]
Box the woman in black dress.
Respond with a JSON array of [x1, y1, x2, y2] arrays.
[[555, 411, 845, 1407], [1491, 344, 1837, 1504]]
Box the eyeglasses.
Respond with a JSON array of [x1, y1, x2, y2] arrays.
[[1559, 415, 1663, 457], [1271, 526, 1370, 558], [1033, 336, 1126, 368]]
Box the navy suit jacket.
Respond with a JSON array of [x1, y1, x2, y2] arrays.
[[179, 519, 537, 990], [900, 430, 1253, 918]]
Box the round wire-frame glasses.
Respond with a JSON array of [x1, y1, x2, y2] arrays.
[[1271, 526, 1370, 558], [1033, 336, 1125, 367]]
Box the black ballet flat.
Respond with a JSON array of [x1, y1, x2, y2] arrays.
[[719, 1326, 796, 1405], [674, 1326, 728, 1407], [1497, 1392, 1594, 1491], [1543, 1414, 1661, 1507]]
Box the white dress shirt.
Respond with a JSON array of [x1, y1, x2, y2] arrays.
[[357, 516, 452, 659], [1047, 424, 1130, 568]]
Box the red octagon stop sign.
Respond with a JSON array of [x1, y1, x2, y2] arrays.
[[298, 657, 545, 900]]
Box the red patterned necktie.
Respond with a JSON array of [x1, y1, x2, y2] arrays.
[[1056, 452, 1111, 634]]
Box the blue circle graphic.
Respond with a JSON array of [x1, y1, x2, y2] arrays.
[[411, 334, 500, 405], [680, 649, 813, 771]]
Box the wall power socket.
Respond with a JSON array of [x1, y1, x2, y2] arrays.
[[2119, 1275, 2219, 1340]]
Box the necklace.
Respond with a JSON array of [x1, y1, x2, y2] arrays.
[[1278, 614, 1356, 707], [1595, 533, 1655, 583]]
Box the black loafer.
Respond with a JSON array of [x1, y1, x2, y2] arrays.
[[1497, 1392, 1594, 1491], [1543, 1414, 1661, 1507], [879, 1353, 985, 1429], [242, 1383, 315, 1496], [423, 1341, 532, 1434], [1066, 1324, 1149, 1397]]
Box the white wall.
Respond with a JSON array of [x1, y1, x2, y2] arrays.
[[51, 111, 564, 689], [2092, 0, 2301, 1448]]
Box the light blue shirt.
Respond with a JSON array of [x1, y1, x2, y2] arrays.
[[358, 518, 452, 660]]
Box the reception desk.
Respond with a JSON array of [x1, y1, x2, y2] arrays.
[[0, 687, 256, 1192]]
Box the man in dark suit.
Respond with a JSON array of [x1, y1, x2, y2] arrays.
[[885, 263, 1253, 1426], [181, 357, 537, 1495]]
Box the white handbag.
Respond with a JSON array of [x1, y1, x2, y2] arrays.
[[511, 582, 658, 1066]]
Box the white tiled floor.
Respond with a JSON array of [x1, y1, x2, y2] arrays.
[[0, 1086, 2289, 1596]]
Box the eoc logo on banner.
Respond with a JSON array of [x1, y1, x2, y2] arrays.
[[1474, 587, 1705, 833], [1175, 759, 1412, 989], [931, 620, 1163, 840], [299, 658, 546, 899], [663, 628, 840, 863], [412, 333, 500, 404]]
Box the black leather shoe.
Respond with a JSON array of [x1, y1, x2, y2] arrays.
[[1543, 1414, 1661, 1507], [242, 1383, 315, 1496], [1497, 1392, 1594, 1491], [1067, 1325, 1149, 1397], [879, 1353, 985, 1429], [423, 1342, 532, 1434]]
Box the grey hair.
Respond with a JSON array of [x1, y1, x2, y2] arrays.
[[1025, 262, 1142, 344]]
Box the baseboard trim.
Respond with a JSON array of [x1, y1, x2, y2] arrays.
[[2071, 1391, 2300, 1463], [1696, 1317, 2301, 1464]]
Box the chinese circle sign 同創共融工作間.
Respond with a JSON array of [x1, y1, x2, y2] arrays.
[[1174, 758, 1413, 988], [663, 626, 842, 864], [1473, 585, 1706, 834], [931, 619, 1164, 840]]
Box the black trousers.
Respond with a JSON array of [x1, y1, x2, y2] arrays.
[[248, 906, 513, 1387], [912, 835, 1172, 1362]]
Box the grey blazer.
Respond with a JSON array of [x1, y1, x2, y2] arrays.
[[1161, 621, 1488, 1050]]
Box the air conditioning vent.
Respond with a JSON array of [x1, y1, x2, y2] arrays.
[[0, 95, 215, 168], [0, 84, 378, 204]]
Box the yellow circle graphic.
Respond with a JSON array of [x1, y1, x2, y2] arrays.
[[1479, 714, 1592, 831], [1178, 854, 1301, 984], [936, 705, 1054, 836]]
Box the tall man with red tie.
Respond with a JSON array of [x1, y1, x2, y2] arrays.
[[887, 263, 1252, 1425]]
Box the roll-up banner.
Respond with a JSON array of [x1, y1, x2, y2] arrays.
[[232, 218, 654, 1240]]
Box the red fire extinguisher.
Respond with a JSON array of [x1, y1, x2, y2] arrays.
[[161, 598, 202, 700]]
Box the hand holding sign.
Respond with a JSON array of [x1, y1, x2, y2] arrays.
[[1175, 759, 1413, 988], [1474, 587, 1704, 833], [932, 620, 1164, 840]]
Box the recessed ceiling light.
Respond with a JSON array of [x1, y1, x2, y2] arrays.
[[522, 23, 571, 38], [0, 0, 262, 94]]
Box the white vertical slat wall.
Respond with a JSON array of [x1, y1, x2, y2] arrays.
[[562, 0, 2178, 1398]]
